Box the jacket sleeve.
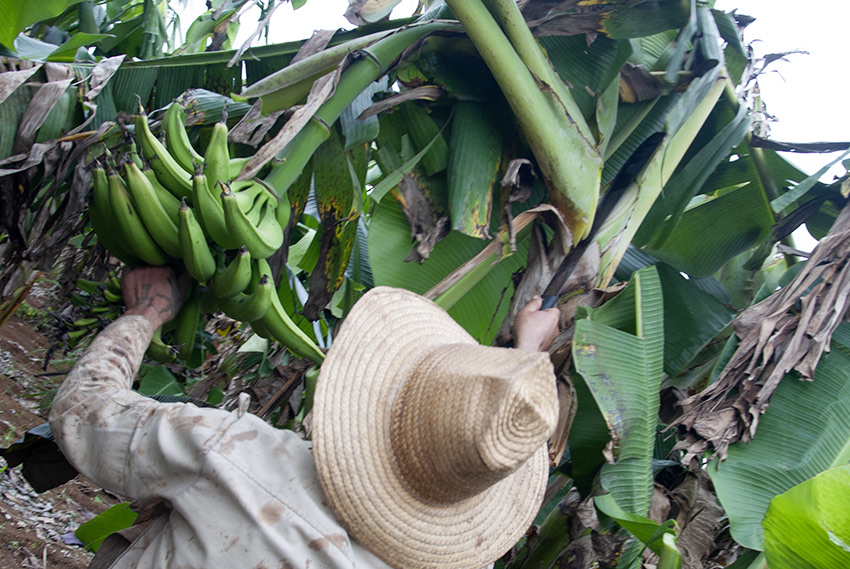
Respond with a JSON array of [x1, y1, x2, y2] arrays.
[[48, 315, 236, 500]]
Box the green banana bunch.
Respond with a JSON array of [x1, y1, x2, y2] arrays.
[[134, 109, 193, 199], [178, 197, 217, 282], [123, 160, 182, 259], [52, 275, 125, 353], [162, 101, 204, 173], [221, 183, 284, 259], [81, 107, 330, 367], [107, 168, 170, 266], [212, 246, 253, 298]]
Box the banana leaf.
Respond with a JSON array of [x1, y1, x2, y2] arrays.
[[635, 97, 751, 248], [573, 265, 664, 515], [0, 0, 85, 49], [367, 197, 527, 344], [640, 180, 774, 278], [708, 323, 850, 551], [303, 128, 359, 320], [655, 263, 735, 376], [762, 464, 850, 568], [446, 102, 502, 238]]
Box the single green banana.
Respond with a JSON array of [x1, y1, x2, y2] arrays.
[[198, 288, 221, 315], [142, 167, 181, 225], [275, 190, 292, 230], [229, 156, 250, 179], [102, 288, 123, 304], [178, 197, 217, 282], [191, 165, 242, 249], [134, 110, 193, 199], [222, 185, 283, 259], [67, 328, 90, 343], [107, 169, 170, 266], [75, 278, 105, 296], [162, 101, 203, 173], [172, 281, 201, 361], [254, 287, 324, 364], [121, 138, 144, 169], [89, 164, 141, 265], [203, 118, 231, 193], [124, 160, 182, 259], [73, 317, 100, 328], [90, 305, 119, 315], [146, 326, 177, 363], [219, 273, 272, 322], [212, 246, 253, 298]]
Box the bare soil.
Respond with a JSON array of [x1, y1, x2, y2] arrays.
[[0, 314, 122, 569]]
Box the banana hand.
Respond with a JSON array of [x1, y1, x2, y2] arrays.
[[135, 110, 193, 199], [222, 184, 283, 259], [124, 160, 182, 258], [107, 169, 170, 266]]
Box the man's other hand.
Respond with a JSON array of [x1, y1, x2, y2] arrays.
[[122, 266, 190, 329], [513, 296, 560, 352]]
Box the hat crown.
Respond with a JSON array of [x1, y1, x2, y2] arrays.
[[390, 343, 558, 504]]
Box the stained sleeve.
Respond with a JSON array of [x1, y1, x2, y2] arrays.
[[48, 315, 235, 499]]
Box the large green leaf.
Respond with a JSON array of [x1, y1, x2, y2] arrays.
[[595, 493, 680, 560], [74, 502, 138, 552], [573, 266, 664, 515], [137, 365, 184, 396], [709, 324, 850, 550], [640, 180, 774, 278], [655, 263, 735, 375], [447, 102, 501, 239], [367, 197, 526, 344], [635, 98, 751, 248], [0, 0, 84, 49], [763, 464, 850, 569], [542, 34, 632, 125]]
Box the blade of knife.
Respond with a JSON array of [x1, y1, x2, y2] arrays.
[[540, 132, 665, 310]]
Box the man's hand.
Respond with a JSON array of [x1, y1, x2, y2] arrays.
[[122, 266, 190, 330], [514, 296, 560, 352]]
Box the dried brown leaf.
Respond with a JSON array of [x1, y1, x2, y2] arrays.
[[674, 201, 850, 460], [0, 64, 41, 105]]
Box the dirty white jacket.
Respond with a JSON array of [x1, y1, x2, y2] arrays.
[[49, 315, 393, 569]]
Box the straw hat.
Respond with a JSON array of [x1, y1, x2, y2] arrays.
[[313, 287, 558, 569]]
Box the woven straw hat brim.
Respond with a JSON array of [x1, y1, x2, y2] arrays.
[[313, 287, 549, 569]]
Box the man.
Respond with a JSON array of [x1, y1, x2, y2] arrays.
[[50, 266, 560, 569]]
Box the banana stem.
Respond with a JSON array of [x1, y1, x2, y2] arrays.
[[480, 0, 591, 140], [443, 0, 602, 240], [264, 22, 450, 194], [240, 28, 397, 98]]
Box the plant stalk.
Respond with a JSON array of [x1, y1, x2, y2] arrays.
[[264, 23, 449, 195], [443, 0, 603, 241], [481, 0, 591, 141]]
